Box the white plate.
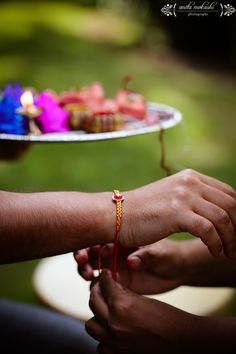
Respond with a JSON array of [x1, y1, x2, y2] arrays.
[[0, 103, 182, 143], [33, 253, 235, 321]]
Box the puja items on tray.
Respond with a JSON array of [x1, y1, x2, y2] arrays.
[[0, 78, 150, 135]]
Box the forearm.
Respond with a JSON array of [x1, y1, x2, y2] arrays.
[[182, 239, 236, 287], [154, 305, 236, 353], [0, 190, 114, 263], [176, 315, 236, 353], [190, 316, 236, 352]]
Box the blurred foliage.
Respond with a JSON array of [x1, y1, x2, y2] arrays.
[[0, 1, 236, 313]]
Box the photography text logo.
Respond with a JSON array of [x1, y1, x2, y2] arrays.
[[161, 2, 236, 17]]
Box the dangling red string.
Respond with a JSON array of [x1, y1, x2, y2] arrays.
[[159, 127, 171, 177]]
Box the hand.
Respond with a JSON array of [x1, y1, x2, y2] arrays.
[[74, 239, 186, 294], [0, 141, 32, 160], [122, 169, 236, 258], [86, 269, 203, 354]]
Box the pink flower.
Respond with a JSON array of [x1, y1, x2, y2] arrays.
[[37, 91, 70, 133]]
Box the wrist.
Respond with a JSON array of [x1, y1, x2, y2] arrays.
[[94, 190, 131, 247]]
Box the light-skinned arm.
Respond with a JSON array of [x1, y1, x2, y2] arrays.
[[1, 169, 236, 263], [0, 190, 114, 263]]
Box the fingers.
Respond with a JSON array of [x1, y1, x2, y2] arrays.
[[200, 183, 236, 257], [198, 172, 236, 199], [99, 269, 123, 306], [74, 249, 94, 280], [176, 172, 236, 257], [85, 317, 109, 342], [79, 263, 94, 280], [90, 277, 99, 290], [193, 199, 236, 257], [201, 184, 236, 231], [74, 246, 102, 280], [74, 248, 89, 264], [89, 280, 109, 325], [179, 211, 223, 257]]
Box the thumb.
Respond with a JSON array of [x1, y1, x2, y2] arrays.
[[99, 269, 120, 303], [127, 250, 146, 271], [127, 245, 161, 271]]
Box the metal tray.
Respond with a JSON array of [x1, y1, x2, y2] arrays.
[[0, 102, 182, 143]]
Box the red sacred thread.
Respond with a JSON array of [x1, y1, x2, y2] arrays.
[[98, 247, 102, 275]]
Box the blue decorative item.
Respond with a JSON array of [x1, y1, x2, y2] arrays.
[[0, 83, 29, 135]]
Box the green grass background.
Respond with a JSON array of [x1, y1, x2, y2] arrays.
[[0, 2, 236, 313]]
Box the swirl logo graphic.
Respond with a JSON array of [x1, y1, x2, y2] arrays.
[[161, 2, 236, 17]]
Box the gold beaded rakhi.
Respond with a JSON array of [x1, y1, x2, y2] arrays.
[[98, 190, 125, 281], [112, 190, 125, 280]]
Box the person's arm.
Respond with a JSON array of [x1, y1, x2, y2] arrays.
[[86, 270, 236, 354], [130, 238, 236, 289], [1, 169, 236, 263], [0, 190, 114, 263], [182, 239, 236, 287], [131, 238, 236, 288]]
